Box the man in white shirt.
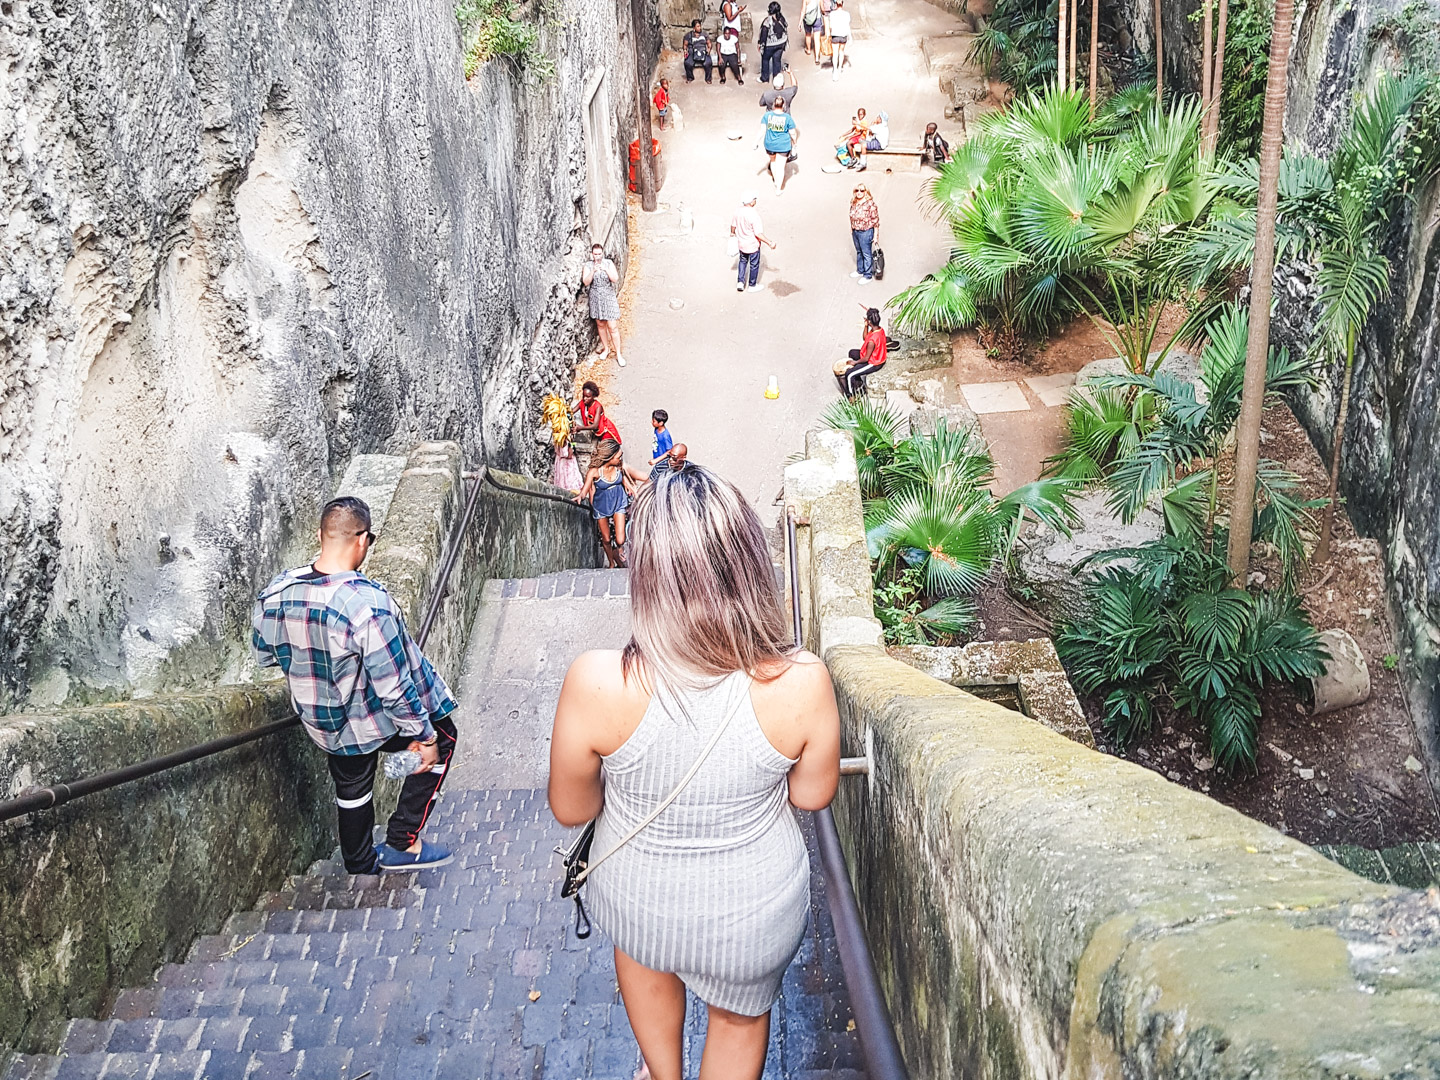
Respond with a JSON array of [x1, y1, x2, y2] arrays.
[[827, 0, 851, 81], [729, 192, 777, 293]]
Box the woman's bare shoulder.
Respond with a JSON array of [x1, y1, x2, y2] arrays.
[[753, 650, 832, 699]]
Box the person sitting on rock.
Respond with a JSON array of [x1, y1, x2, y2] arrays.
[[923, 122, 951, 166], [834, 306, 888, 397]]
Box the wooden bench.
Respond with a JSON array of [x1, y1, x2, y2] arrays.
[[862, 146, 925, 173]]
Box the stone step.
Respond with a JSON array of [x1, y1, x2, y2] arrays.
[[242, 881, 425, 920], [483, 568, 629, 602], [2, 1045, 455, 1080]]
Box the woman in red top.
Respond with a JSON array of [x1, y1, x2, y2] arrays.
[[574, 381, 623, 443], [835, 307, 887, 398]]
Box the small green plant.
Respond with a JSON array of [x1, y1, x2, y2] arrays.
[[1383, 653, 1400, 671], [874, 568, 977, 646], [1215, 0, 1272, 156], [456, 0, 555, 80], [824, 399, 1079, 643]]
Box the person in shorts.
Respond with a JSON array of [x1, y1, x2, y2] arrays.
[[801, 0, 824, 62], [653, 78, 671, 129], [649, 410, 675, 478], [923, 122, 951, 166], [757, 97, 799, 194], [827, 0, 851, 80]]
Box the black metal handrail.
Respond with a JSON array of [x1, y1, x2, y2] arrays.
[[0, 464, 591, 826], [786, 509, 910, 1080]]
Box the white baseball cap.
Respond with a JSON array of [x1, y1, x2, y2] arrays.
[[772, 73, 784, 88], [742, 191, 759, 204]]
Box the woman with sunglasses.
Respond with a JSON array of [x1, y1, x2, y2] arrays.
[[848, 184, 879, 283]]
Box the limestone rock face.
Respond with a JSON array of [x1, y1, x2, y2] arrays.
[[1013, 491, 1164, 625], [0, 0, 654, 708]]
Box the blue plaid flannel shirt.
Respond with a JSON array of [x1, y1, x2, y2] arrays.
[[251, 566, 456, 756]]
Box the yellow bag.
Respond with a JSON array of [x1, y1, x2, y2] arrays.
[[819, 35, 833, 57]]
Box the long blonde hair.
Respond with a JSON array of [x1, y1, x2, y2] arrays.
[[623, 465, 795, 691]]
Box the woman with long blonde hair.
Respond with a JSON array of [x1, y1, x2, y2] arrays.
[[549, 467, 840, 1080]]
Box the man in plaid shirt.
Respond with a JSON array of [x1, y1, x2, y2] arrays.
[[252, 496, 459, 873]]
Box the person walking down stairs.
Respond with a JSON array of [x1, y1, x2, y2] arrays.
[[251, 496, 458, 874], [549, 466, 842, 1080]]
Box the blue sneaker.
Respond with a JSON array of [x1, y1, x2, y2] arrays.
[[373, 840, 453, 871]]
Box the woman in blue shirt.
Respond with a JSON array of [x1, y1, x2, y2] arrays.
[[757, 97, 799, 194]]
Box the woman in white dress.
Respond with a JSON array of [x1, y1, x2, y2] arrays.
[[549, 466, 840, 1080]]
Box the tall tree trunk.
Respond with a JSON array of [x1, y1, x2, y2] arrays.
[[1089, 0, 1100, 118], [1059, 0, 1069, 90], [1204, 0, 1230, 154], [1201, 0, 1213, 122], [1225, 0, 1297, 579], [632, 0, 658, 211], [1153, 0, 1163, 102], [1070, 0, 1079, 91], [1313, 331, 1357, 563]]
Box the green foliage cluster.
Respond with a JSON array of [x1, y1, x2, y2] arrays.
[[966, 0, 1057, 96], [456, 0, 555, 81], [823, 398, 1078, 646], [890, 89, 1214, 362], [1053, 303, 1329, 770], [1214, 0, 1272, 157]]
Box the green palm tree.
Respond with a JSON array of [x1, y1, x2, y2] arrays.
[[891, 88, 1212, 363], [1182, 74, 1434, 562]]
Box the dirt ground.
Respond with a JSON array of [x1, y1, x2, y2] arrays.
[[958, 312, 1440, 847]]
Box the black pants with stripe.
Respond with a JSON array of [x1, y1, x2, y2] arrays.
[[327, 715, 459, 873]]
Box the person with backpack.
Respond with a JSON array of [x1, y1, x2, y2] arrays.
[[848, 183, 879, 284], [923, 122, 951, 166], [251, 497, 459, 875], [801, 0, 824, 63], [758, 2, 788, 82], [683, 20, 713, 83]]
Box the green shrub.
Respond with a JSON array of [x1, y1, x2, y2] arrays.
[[456, 0, 555, 80]]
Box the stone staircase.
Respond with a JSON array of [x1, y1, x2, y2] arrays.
[[4, 571, 864, 1080]]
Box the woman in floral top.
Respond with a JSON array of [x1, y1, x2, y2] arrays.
[[848, 184, 879, 283]]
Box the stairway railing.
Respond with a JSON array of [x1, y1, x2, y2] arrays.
[[0, 466, 589, 825], [787, 510, 910, 1080]]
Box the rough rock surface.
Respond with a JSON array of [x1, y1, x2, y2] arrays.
[[1012, 490, 1164, 624], [0, 0, 654, 710], [1270, 0, 1440, 771]]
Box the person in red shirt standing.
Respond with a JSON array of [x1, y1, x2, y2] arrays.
[[834, 307, 888, 397], [653, 78, 671, 130], [574, 381, 623, 443]]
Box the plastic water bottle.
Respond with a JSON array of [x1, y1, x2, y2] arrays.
[[384, 750, 424, 779]]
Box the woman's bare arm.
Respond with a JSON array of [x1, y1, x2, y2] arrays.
[[548, 650, 649, 826]]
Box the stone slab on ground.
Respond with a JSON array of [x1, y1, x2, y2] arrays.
[[1024, 373, 1077, 408], [960, 381, 1030, 414], [920, 33, 975, 80], [1076, 350, 1205, 402]]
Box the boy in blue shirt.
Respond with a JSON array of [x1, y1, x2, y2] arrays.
[[650, 409, 675, 477]]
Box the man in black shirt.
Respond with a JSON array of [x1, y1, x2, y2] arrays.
[[683, 20, 714, 83]]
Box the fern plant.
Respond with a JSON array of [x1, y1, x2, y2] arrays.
[[1057, 541, 1328, 770]]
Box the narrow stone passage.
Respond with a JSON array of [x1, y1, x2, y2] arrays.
[[3, 571, 862, 1080]]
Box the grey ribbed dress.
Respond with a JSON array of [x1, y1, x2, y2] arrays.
[[586, 671, 810, 1016]]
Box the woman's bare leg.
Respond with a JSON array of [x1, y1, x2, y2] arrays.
[[615, 949, 686, 1080], [612, 511, 628, 565], [596, 517, 620, 567], [594, 320, 611, 359], [609, 320, 625, 365], [698, 1004, 770, 1080]]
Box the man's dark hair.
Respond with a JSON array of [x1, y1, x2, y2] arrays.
[[321, 496, 372, 538], [582, 380, 600, 396], [653, 409, 669, 425], [866, 307, 882, 327]]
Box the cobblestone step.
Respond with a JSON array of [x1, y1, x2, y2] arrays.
[[4, 789, 862, 1080]]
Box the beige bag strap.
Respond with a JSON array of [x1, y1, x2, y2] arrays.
[[572, 683, 748, 888]]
